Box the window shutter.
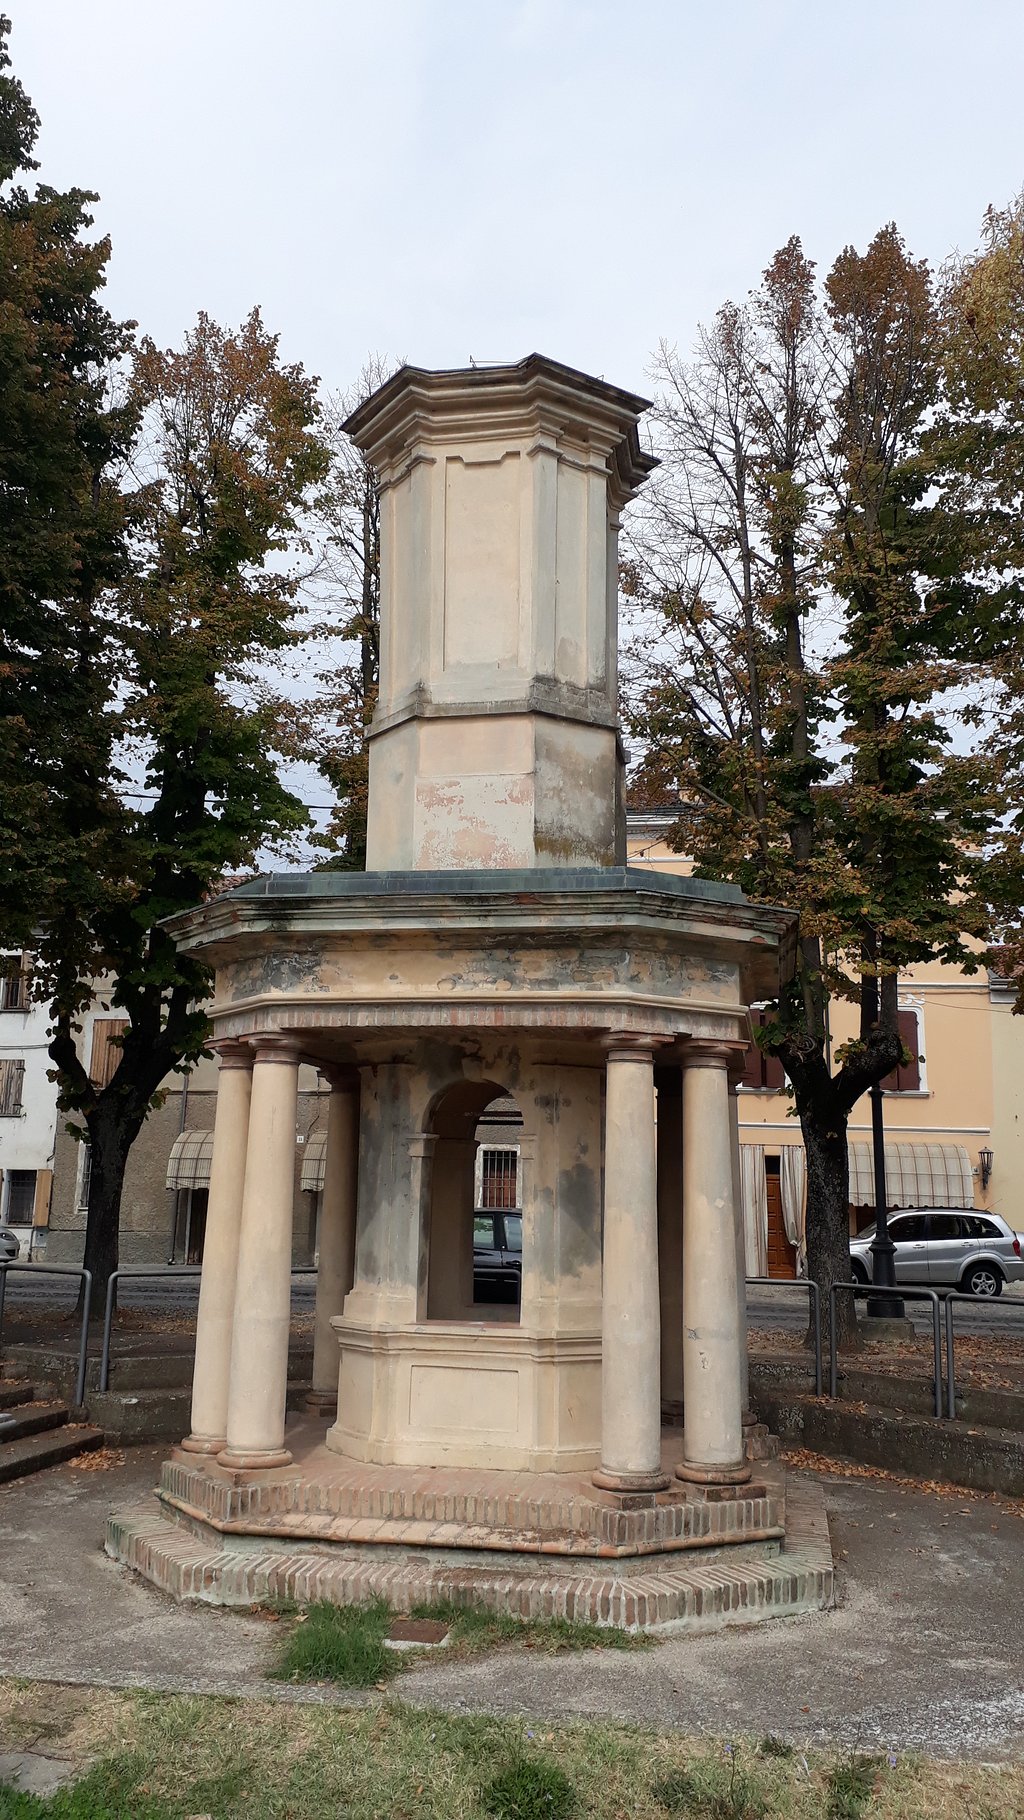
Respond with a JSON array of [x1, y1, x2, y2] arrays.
[[882, 1009, 921, 1093], [0, 954, 30, 1011], [896, 1008, 921, 1092], [0, 1058, 24, 1115], [89, 1018, 128, 1089], [763, 1049, 786, 1092]]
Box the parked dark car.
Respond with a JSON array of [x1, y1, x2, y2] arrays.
[[473, 1211, 522, 1305], [850, 1209, 1023, 1297]]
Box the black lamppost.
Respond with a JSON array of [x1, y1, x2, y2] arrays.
[[865, 1077, 905, 1320]]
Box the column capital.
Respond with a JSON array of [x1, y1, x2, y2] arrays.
[[210, 1039, 254, 1072], [249, 1035, 306, 1067], [602, 1032, 670, 1065], [680, 1039, 746, 1075]]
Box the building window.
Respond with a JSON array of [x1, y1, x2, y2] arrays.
[[882, 1006, 924, 1094], [477, 1146, 519, 1210], [0, 954, 31, 1012], [89, 1018, 128, 1089], [738, 1009, 786, 1092], [5, 1169, 36, 1224], [0, 1057, 25, 1117]]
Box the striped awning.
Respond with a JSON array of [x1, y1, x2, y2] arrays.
[[300, 1132, 327, 1192], [166, 1131, 214, 1191], [848, 1142, 974, 1209]]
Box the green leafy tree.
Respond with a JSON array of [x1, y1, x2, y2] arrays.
[[0, 12, 133, 949], [627, 229, 1009, 1340], [38, 309, 329, 1309]]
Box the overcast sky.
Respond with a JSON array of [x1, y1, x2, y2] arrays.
[[14, 1, 1024, 404]]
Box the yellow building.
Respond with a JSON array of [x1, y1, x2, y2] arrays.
[[628, 816, 1016, 1278]]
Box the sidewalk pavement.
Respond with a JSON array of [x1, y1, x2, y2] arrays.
[[1, 1447, 1022, 1760]]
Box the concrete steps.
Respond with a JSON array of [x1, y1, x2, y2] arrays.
[[0, 1378, 104, 1484], [755, 1387, 1024, 1497]]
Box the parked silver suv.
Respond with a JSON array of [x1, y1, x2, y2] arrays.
[[850, 1209, 1024, 1297]]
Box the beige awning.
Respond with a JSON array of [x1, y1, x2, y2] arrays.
[[848, 1142, 974, 1209], [166, 1131, 214, 1191], [300, 1132, 327, 1193]]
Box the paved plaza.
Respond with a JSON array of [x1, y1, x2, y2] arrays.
[[1, 1446, 1022, 1760]]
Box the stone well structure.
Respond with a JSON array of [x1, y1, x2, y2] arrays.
[[108, 356, 833, 1630]]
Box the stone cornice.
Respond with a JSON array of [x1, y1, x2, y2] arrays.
[[344, 354, 657, 505]]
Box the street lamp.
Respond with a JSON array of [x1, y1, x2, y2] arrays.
[[866, 1077, 905, 1321], [978, 1147, 994, 1191]]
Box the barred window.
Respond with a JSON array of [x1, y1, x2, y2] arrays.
[[478, 1146, 519, 1210], [0, 954, 31, 1012], [0, 1057, 24, 1117], [5, 1169, 35, 1223]]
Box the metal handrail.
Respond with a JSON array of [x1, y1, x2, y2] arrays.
[[828, 1281, 944, 1418], [0, 1264, 93, 1409], [99, 1264, 318, 1392], [942, 1290, 1024, 1422], [746, 1275, 822, 1397]]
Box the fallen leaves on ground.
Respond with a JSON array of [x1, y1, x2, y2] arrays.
[[70, 1447, 126, 1471], [783, 1444, 1024, 1516]]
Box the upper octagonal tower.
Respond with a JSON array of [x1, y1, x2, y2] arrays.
[[344, 354, 656, 871]]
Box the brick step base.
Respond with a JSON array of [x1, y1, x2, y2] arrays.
[[106, 1478, 833, 1635], [0, 1424, 104, 1485], [159, 1446, 785, 1559]]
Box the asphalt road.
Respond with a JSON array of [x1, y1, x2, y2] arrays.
[[1, 1270, 1022, 1338]]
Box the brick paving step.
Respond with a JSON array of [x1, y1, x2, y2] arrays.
[[0, 1424, 104, 1486], [0, 1380, 34, 1411], [107, 1477, 833, 1634], [0, 1401, 72, 1444]]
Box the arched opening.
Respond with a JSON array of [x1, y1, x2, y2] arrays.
[[425, 1082, 523, 1323]]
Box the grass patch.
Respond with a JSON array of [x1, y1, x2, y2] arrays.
[[481, 1754, 575, 1820], [826, 1753, 882, 1818], [652, 1748, 768, 1817], [1, 1682, 1023, 1818], [410, 1598, 649, 1658], [270, 1597, 402, 1688], [270, 1595, 648, 1686]]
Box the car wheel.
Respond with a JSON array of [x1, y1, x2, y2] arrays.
[[850, 1260, 869, 1285], [962, 1262, 1002, 1297]]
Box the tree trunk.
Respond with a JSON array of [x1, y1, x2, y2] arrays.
[[80, 1107, 138, 1319], [798, 1100, 859, 1354]]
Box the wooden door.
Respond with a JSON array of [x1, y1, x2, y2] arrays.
[[765, 1162, 797, 1279]]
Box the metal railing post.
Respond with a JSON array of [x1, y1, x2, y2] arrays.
[[0, 1264, 91, 1406], [99, 1271, 121, 1393], [828, 1283, 839, 1398], [811, 1281, 825, 1390], [743, 1276, 823, 1398], [74, 1270, 91, 1408]]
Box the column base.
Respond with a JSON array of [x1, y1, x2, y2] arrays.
[[303, 1389, 339, 1417], [592, 1466, 672, 1494], [217, 1445, 293, 1471], [676, 1457, 752, 1487], [179, 1432, 226, 1456]]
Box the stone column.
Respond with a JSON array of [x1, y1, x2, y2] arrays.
[[677, 1042, 751, 1486], [594, 1038, 670, 1493], [656, 1068, 685, 1413], [181, 1041, 252, 1455], [219, 1038, 300, 1470], [727, 1071, 753, 1425], [307, 1071, 360, 1414]]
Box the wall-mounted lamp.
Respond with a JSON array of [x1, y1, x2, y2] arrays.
[[979, 1147, 994, 1191]]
